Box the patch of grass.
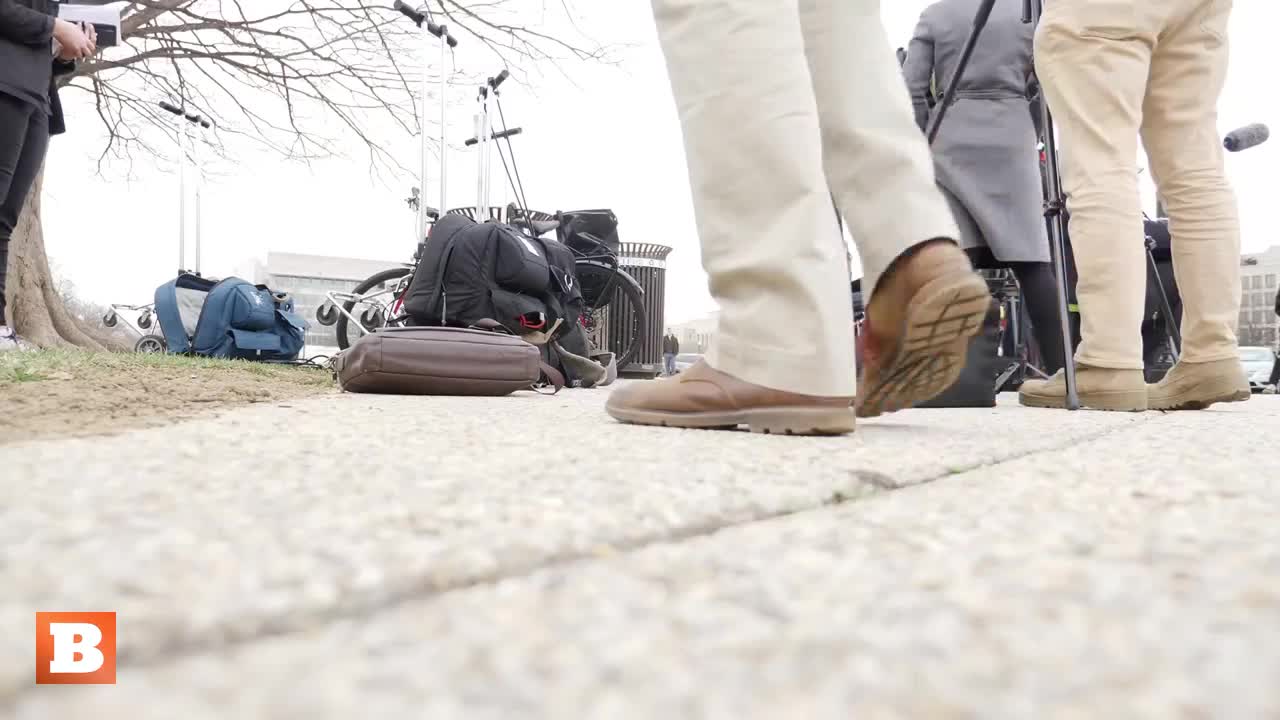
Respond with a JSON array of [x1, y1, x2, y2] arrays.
[[10, 366, 44, 383], [0, 349, 333, 388]]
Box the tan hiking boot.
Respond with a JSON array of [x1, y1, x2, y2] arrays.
[[1018, 365, 1147, 411], [1148, 358, 1250, 411], [856, 240, 990, 418], [605, 360, 855, 436]]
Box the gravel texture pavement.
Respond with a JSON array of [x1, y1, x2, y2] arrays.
[[4, 386, 1277, 718]]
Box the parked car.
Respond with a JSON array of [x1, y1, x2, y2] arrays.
[[673, 353, 703, 374], [1238, 345, 1276, 392]]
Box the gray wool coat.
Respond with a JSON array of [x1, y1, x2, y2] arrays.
[[903, 0, 1049, 263]]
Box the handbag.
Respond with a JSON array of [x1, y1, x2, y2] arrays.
[[334, 322, 563, 396]]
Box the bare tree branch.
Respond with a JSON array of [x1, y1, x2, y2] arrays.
[[61, 0, 614, 176]]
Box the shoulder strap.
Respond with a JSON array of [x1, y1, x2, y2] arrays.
[[426, 224, 470, 323], [536, 361, 565, 395]]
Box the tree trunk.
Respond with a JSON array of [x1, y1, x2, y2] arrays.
[[7, 169, 107, 350]]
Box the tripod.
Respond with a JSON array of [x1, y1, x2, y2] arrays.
[[1024, 0, 1081, 409]]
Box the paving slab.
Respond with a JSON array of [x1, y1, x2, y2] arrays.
[[7, 389, 1272, 715], [8, 397, 1277, 719], [1, 387, 1146, 698]]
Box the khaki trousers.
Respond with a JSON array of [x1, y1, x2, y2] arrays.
[[1036, 0, 1239, 370], [651, 0, 960, 397]]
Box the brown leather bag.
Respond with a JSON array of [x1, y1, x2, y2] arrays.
[[334, 324, 563, 396]]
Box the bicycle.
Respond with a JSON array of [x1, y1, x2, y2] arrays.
[[315, 4, 647, 365]]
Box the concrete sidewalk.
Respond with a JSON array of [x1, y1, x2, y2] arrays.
[[3, 386, 1278, 718]]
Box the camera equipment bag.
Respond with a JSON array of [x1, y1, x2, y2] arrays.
[[154, 272, 307, 361], [333, 323, 564, 396], [914, 299, 1006, 408]]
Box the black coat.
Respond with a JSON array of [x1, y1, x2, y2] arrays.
[[0, 0, 73, 135]]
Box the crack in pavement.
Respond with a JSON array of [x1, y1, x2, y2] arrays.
[[2, 412, 1158, 705]]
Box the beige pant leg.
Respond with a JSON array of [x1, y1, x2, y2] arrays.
[[796, 0, 960, 299], [650, 0, 854, 396], [1034, 2, 1153, 370], [1141, 0, 1240, 363]]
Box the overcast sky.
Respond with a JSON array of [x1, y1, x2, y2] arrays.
[[41, 1, 1279, 325]]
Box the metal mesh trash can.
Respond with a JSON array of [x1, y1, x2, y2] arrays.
[[610, 242, 673, 377]]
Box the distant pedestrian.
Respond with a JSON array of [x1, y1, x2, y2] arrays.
[[1270, 288, 1280, 389], [661, 330, 680, 375]]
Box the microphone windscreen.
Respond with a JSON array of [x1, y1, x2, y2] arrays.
[[1224, 123, 1269, 152]]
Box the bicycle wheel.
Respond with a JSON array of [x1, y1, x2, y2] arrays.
[[575, 259, 647, 369], [335, 267, 414, 350]]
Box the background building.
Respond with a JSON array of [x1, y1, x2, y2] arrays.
[[237, 252, 404, 350], [667, 311, 718, 355], [1240, 246, 1280, 348]]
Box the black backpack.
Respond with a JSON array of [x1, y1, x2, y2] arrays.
[[403, 214, 612, 387]]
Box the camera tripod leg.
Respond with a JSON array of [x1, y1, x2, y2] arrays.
[[1029, 61, 1081, 410], [1025, 0, 1081, 410], [1046, 216, 1080, 408], [1012, 296, 1053, 380], [1146, 242, 1182, 361]]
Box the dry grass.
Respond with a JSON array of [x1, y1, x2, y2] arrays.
[[0, 349, 336, 445]]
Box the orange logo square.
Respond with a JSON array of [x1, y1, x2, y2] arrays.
[[35, 612, 117, 685]]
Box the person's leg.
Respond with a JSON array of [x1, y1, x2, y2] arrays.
[[1008, 261, 1066, 375], [0, 95, 44, 330], [1021, 2, 1154, 410], [606, 0, 856, 435], [798, 0, 990, 418], [1141, 0, 1249, 410]]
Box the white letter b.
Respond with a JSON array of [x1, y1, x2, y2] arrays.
[[48, 622, 105, 674]]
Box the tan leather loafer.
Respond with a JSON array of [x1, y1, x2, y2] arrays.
[[856, 240, 990, 418], [605, 361, 855, 436]]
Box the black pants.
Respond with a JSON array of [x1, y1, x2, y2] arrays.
[[0, 93, 50, 324], [965, 248, 1066, 375]]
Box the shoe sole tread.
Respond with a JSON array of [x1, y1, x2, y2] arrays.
[[855, 272, 990, 418]]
